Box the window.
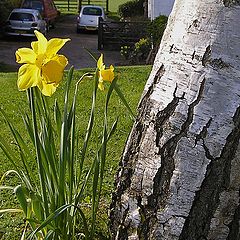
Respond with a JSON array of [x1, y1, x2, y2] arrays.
[[9, 13, 35, 21], [22, 0, 44, 13], [32, 1, 44, 12], [82, 7, 102, 16]]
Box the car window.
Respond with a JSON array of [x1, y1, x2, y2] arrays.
[[32, 1, 44, 12], [9, 12, 35, 21], [82, 7, 102, 16], [22, 0, 44, 13]]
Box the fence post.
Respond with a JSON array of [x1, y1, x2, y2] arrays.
[[98, 17, 103, 50], [106, 0, 109, 12]]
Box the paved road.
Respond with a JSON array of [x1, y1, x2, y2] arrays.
[[0, 15, 123, 70]]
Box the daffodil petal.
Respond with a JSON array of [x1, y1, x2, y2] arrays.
[[46, 38, 70, 58], [34, 30, 47, 54], [98, 80, 105, 91], [97, 54, 104, 69], [110, 65, 114, 70], [31, 41, 38, 54], [17, 64, 40, 91], [100, 68, 114, 82], [16, 48, 36, 64], [37, 81, 57, 97], [41, 55, 68, 85], [53, 54, 69, 67]]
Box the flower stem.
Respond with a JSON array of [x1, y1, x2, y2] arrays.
[[28, 88, 49, 219]]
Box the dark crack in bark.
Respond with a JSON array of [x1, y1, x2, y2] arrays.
[[202, 140, 215, 161], [211, 58, 230, 69], [155, 85, 185, 148], [195, 117, 212, 146], [202, 45, 212, 66], [138, 79, 206, 239], [179, 106, 240, 240], [110, 65, 166, 239], [192, 50, 196, 60], [188, 19, 200, 30], [201, 45, 230, 69], [137, 196, 149, 240], [170, 44, 174, 53], [227, 190, 240, 240], [116, 205, 130, 240], [110, 120, 144, 239], [138, 65, 165, 111]]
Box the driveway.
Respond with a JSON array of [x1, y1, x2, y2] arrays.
[[0, 15, 124, 70]]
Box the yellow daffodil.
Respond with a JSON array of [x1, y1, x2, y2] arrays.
[[97, 54, 114, 91], [16, 30, 70, 96]]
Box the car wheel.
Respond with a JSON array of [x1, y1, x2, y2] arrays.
[[43, 27, 47, 36], [46, 23, 50, 32], [51, 22, 55, 29]]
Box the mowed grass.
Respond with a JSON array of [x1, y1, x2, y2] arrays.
[[0, 65, 151, 239], [54, 0, 130, 13], [109, 0, 129, 12]]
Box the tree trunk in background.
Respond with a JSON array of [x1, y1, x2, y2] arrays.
[[143, 0, 148, 19], [77, 0, 82, 12], [110, 0, 240, 239]]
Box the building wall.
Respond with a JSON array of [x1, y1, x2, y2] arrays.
[[148, 0, 175, 19]]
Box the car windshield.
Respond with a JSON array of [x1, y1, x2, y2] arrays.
[[9, 12, 35, 21], [82, 7, 102, 16]]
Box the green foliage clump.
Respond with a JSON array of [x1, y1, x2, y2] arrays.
[[118, 0, 144, 18], [0, 0, 21, 26], [148, 15, 168, 47], [119, 15, 168, 64], [121, 37, 151, 64], [135, 37, 151, 58]]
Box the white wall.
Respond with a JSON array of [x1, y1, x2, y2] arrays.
[[148, 0, 175, 19]]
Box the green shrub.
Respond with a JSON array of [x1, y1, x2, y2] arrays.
[[118, 0, 144, 18], [0, 0, 21, 26], [121, 38, 151, 64], [134, 37, 151, 60], [148, 15, 168, 47]]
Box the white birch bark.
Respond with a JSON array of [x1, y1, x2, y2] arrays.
[[110, 0, 240, 239]]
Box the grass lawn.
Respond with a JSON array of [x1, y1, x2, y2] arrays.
[[0, 65, 151, 239], [109, 0, 129, 12], [54, 0, 130, 14]]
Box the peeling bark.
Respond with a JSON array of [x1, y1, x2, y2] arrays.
[[110, 0, 240, 239]]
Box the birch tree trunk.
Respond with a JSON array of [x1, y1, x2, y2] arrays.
[[110, 0, 240, 239]]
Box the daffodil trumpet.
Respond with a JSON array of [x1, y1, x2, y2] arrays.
[[97, 54, 115, 91]]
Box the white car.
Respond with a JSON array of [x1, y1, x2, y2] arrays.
[[76, 5, 106, 32], [4, 8, 47, 37]]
